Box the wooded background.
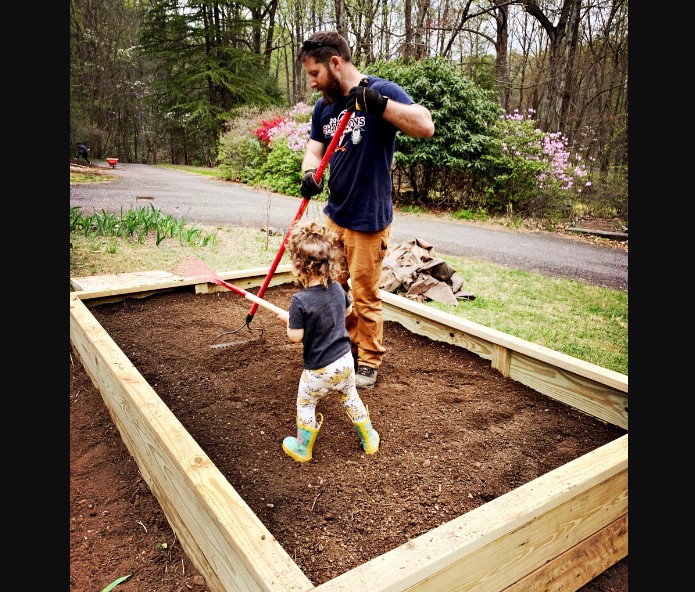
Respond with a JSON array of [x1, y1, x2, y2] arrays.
[[70, 0, 627, 180]]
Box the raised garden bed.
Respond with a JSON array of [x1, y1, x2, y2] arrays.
[[69, 265, 627, 592]]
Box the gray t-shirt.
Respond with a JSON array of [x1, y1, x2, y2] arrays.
[[288, 280, 352, 370]]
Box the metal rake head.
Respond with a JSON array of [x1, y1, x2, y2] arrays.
[[210, 322, 265, 350]]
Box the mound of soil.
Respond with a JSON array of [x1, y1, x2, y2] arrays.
[[70, 283, 627, 591]]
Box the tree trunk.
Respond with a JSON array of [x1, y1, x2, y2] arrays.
[[494, 0, 510, 111], [522, 0, 582, 133], [335, 0, 348, 38], [404, 0, 413, 61]]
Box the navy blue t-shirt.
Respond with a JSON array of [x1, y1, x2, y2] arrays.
[[309, 76, 414, 232], [288, 280, 352, 370]]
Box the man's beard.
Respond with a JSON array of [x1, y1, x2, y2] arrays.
[[321, 69, 343, 104]]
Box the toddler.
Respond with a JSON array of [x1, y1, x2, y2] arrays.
[[277, 220, 379, 462]]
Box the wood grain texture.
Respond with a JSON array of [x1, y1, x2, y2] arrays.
[[381, 290, 628, 428], [70, 292, 314, 592]]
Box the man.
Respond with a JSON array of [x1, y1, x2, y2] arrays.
[[77, 143, 90, 165], [298, 31, 435, 388]]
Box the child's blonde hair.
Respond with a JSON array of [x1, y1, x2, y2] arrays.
[[287, 220, 345, 288]]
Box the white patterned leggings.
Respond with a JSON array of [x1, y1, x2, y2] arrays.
[[296, 350, 369, 427]]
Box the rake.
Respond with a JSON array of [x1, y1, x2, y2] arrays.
[[183, 106, 356, 348], [172, 255, 286, 348]]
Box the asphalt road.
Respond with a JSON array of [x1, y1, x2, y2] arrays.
[[70, 163, 627, 290]]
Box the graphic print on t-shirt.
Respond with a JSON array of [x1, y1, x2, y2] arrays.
[[322, 110, 367, 152]]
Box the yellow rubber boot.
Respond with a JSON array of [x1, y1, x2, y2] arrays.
[[348, 407, 380, 454], [282, 414, 323, 462]]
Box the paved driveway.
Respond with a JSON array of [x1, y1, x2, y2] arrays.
[[70, 163, 627, 290]]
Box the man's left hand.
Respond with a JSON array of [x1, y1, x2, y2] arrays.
[[347, 86, 388, 115], [300, 169, 323, 198]]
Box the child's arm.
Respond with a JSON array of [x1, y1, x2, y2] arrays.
[[277, 311, 304, 343], [287, 327, 303, 343]]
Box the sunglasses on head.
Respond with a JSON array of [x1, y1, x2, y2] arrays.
[[302, 39, 337, 51]]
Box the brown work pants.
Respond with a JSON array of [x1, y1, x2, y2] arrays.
[[324, 216, 390, 369]]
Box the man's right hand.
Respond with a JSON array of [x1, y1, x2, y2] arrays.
[[300, 168, 324, 198]]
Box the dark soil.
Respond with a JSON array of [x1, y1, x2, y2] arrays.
[[70, 283, 628, 591]]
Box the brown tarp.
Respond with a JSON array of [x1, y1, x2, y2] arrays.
[[379, 238, 476, 305]]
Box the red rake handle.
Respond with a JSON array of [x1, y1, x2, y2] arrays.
[[246, 108, 354, 324], [313, 109, 353, 181]]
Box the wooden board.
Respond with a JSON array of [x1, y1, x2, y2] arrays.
[[381, 291, 628, 429], [70, 292, 313, 592], [70, 269, 177, 292]]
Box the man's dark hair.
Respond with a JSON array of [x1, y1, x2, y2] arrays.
[[298, 31, 351, 65]]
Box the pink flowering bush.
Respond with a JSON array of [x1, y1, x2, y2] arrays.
[[486, 108, 592, 217], [254, 117, 286, 147], [218, 106, 286, 183], [265, 102, 312, 152], [219, 103, 312, 194], [254, 102, 314, 196]]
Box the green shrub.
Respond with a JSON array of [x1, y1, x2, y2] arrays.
[[366, 57, 502, 208], [255, 140, 305, 196], [218, 106, 286, 183], [481, 114, 551, 215], [482, 110, 594, 218], [577, 166, 628, 222]]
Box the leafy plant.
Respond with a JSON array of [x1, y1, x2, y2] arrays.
[[101, 575, 131, 592], [247, 102, 313, 197], [199, 232, 219, 247], [218, 102, 314, 194], [95, 210, 118, 235], [255, 140, 305, 196], [483, 109, 592, 217], [217, 106, 287, 182], [118, 209, 141, 238], [178, 225, 203, 244], [70, 206, 83, 232], [367, 56, 502, 207], [69, 206, 217, 247]]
